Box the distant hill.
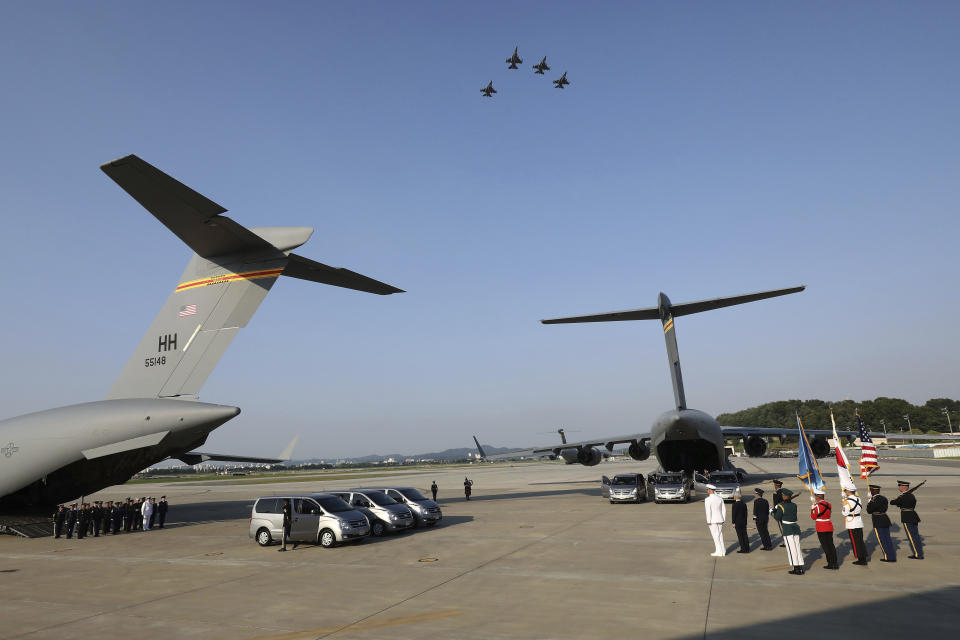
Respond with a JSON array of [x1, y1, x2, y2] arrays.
[[717, 397, 958, 433]]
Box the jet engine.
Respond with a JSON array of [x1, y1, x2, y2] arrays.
[[576, 447, 603, 467], [811, 437, 831, 458], [628, 441, 650, 461], [744, 435, 768, 458]]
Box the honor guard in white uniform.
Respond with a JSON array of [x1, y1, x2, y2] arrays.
[[842, 487, 868, 565], [704, 484, 726, 557]]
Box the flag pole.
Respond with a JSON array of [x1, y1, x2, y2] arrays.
[[795, 411, 817, 500]]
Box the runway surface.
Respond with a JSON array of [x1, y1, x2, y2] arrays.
[[1, 458, 958, 639]]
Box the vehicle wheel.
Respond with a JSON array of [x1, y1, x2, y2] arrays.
[[610, 500, 615, 504], [318, 529, 336, 548], [371, 521, 386, 537], [256, 528, 272, 547]]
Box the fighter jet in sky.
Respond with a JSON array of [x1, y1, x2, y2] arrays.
[[0, 155, 403, 510], [476, 286, 957, 471], [505, 46, 523, 69], [532, 56, 550, 74], [481, 81, 497, 98], [553, 72, 570, 89]]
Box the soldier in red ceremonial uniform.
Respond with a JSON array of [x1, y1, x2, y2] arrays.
[[811, 489, 839, 569]]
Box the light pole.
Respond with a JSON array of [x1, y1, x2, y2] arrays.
[[942, 407, 954, 435], [879, 419, 887, 437], [903, 414, 915, 445]]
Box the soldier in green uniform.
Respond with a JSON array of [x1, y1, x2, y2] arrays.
[[773, 488, 804, 575]]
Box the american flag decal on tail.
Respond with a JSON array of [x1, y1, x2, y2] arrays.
[[179, 304, 197, 317], [857, 414, 878, 479]]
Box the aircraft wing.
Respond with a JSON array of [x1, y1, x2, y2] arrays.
[[475, 433, 650, 460], [174, 436, 298, 466], [720, 426, 960, 442]]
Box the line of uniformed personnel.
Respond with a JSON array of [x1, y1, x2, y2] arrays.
[[52, 496, 169, 538], [709, 479, 923, 575]]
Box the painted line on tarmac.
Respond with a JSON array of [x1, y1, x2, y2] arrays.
[[244, 610, 463, 640]]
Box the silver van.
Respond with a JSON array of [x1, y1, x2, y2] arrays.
[[373, 487, 442, 527], [649, 472, 693, 503], [694, 471, 741, 502], [249, 494, 370, 548], [330, 490, 414, 536], [601, 473, 649, 504]]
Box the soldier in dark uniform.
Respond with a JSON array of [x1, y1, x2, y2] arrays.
[[772, 480, 785, 546], [66, 503, 78, 539], [157, 496, 169, 529], [101, 501, 113, 535], [752, 488, 773, 550], [866, 484, 895, 562], [464, 477, 473, 500], [133, 497, 144, 531], [279, 499, 292, 552], [112, 501, 123, 534], [731, 491, 750, 553], [53, 505, 66, 539], [430, 482, 438, 502], [123, 498, 134, 532], [890, 480, 923, 559], [91, 501, 102, 537], [76, 504, 89, 539]]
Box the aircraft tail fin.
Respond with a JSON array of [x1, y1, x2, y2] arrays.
[[102, 155, 402, 400], [473, 436, 487, 460], [542, 286, 805, 410]]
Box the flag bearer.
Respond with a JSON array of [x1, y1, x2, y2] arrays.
[[841, 487, 868, 565], [773, 489, 804, 575], [811, 489, 839, 569]]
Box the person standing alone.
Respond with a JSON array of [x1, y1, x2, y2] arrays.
[[704, 484, 726, 557], [431, 482, 438, 502], [463, 477, 473, 501]]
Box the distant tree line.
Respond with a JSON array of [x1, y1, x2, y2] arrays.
[[716, 397, 960, 435]]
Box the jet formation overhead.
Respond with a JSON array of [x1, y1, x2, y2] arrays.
[[0, 156, 403, 511], [482, 47, 568, 97]]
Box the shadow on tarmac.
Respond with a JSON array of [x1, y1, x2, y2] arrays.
[[674, 586, 960, 639]]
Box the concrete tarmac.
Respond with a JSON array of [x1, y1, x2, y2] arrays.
[[1, 458, 958, 639]]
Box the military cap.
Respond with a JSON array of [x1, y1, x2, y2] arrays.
[[772, 479, 783, 487], [754, 488, 764, 495], [705, 483, 717, 490], [868, 484, 881, 490], [780, 488, 794, 498], [897, 480, 910, 488], [160, 495, 166, 499], [814, 488, 825, 495]]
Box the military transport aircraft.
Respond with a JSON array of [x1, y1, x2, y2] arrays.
[[505, 46, 523, 69], [481, 81, 497, 98], [476, 287, 955, 471], [532, 56, 550, 74], [553, 72, 570, 89], [0, 155, 402, 510]]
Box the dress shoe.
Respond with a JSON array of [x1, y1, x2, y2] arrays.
[[788, 569, 800, 575], [853, 560, 868, 566], [879, 558, 896, 563], [736, 550, 748, 553], [761, 546, 773, 551]]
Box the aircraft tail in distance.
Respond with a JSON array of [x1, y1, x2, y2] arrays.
[[101, 155, 402, 400]]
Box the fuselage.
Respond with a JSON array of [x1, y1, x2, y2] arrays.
[[649, 408, 726, 473], [0, 398, 239, 509]]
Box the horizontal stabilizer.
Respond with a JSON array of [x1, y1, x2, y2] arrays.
[[101, 155, 279, 259], [284, 253, 404, 295], [176, 436, 298, 466], [541, 286, 805, 324]]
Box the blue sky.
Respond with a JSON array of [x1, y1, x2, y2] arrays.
[[1, 2, 958, 457]]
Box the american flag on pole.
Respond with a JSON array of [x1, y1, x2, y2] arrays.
[[179, 304, 197, 317], [857, 414, 878, 479]]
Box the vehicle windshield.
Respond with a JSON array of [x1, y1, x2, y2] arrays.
[[710, 474, 737, 483], [399, 488, 427, 501], [364, 491, 397, 506], [315, 496, 353, 513], [612, 476, 638, 485], [659, 475, 682, 485]]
